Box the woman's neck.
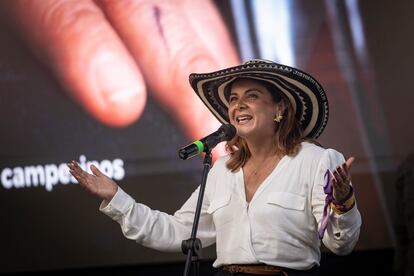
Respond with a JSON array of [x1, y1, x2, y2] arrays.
[[246, 135, 279, 160]]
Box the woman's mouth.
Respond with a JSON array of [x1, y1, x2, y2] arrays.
[[235, 115, 253, 125]]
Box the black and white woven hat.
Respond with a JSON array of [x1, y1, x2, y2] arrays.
[[189, 59, 329, 139]]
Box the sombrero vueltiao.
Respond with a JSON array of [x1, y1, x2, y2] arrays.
[[189, 59, 329, 139]]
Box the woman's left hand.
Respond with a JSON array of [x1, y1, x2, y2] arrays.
[[332, 157, 355, 202]]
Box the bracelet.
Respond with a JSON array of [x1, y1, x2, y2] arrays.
[[330, 186, 356, 215]]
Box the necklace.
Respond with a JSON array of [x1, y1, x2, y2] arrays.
[[247, 153, 280, 178]]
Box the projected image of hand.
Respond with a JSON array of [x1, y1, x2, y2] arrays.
[[3, 0, 239, 140]]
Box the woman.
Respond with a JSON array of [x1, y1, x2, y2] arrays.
[[68, 60, 361, 275]]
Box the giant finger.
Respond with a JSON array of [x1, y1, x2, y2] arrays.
[[3, 0, 146, 127], [97, 0, 239, 147]]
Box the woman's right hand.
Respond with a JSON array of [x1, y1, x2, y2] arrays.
[[67, 160, 118, 201]]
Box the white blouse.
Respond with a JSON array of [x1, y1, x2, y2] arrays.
[[100, 142, 362, 270]]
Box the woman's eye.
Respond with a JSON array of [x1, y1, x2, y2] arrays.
[[248, 94, 258, 99], [229, 96, 237, 102]]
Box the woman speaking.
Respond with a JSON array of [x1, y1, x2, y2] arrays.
[[68, 59, 362, 276]]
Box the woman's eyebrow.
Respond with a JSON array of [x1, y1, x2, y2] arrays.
[[230, 88, 263, 96], [245, 88, 263, 94]]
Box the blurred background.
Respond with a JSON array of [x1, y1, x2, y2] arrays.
[[0, 0, 412, 275]]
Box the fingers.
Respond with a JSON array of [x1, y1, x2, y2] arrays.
[[335, 166, 349, 184], [344, 156, 355, 173], [332, 175, 349, 191], [68, 161, 117, 201], [332, 157, 355, 202], [177, 0, 241, 69], [97, 0, 239, 141], [90, 164, 104, 177], [67, 160, 90, 185], [68, 161, 100, 195], [332, 175, 350, 203], [334, 157, 355, 183], [334, 156, 355, 183], [5, 0, 146, 127]]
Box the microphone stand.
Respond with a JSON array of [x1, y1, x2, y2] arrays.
[[181, 149, 212, 276]]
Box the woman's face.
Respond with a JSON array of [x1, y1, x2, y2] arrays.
[[227, 79, 285, 140]]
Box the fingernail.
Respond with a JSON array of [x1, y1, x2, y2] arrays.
[[93, 51, 145, 106]]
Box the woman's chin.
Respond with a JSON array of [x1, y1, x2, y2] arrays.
[[235, 126, 253, 139]]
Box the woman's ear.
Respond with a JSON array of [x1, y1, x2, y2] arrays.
[[277, 98, 287, 115]]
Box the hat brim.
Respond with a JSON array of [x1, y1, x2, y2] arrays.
[[189, 60, 329, 139]]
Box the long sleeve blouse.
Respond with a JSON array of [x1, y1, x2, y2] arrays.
[[100, 142, 362, 269]]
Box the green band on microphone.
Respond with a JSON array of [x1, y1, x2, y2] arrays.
[[194, 140, 204, 153]]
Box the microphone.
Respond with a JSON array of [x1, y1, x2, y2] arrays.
[[178, 124, 237, 160]]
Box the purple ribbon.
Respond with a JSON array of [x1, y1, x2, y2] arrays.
[[318, 169, 334, 240]]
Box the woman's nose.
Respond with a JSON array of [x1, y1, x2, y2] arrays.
[[235, 99, 247, 110], [237, 102, 247, 110]]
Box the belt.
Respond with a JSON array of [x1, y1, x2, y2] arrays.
[[221, 264, 289, 275]]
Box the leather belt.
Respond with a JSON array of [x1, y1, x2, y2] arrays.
[[221, 264, 289, 275]]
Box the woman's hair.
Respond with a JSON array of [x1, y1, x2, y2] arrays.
[[225, 78, 305, 172]]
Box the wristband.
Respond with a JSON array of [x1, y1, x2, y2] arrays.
[[330, 186, 356, 214]]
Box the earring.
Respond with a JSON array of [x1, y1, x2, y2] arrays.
[[274, 113, 283, 123]]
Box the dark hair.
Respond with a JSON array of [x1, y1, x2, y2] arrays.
[[225, 78, 304, 172]]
